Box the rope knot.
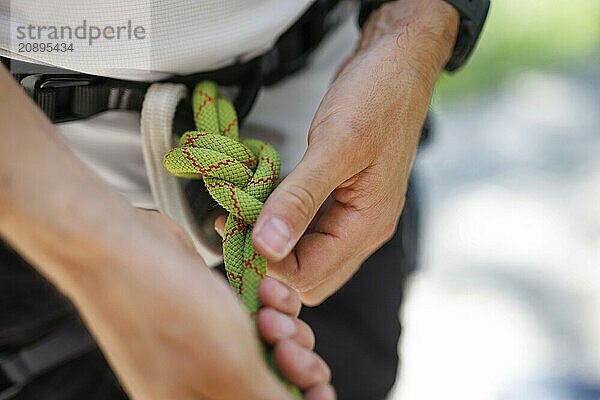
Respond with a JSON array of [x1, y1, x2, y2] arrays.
[[164, 81, 281, 225]]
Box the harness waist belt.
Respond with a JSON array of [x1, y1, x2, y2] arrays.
[[3, 0, 349, 124]]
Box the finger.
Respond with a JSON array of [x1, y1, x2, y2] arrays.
[[214, 215, 227, 237], [293, 318, 316, 350], [297, 256, 364, 307], [269, 165, 405, 304], [258, 308, 315, 350], [294, 193, 399, 304], [304, 384, 337, 400], [259, 277, 301, 317], [265, 201, 378, 303], [252, 143, 352, 261], [275, 339, 331, 390]]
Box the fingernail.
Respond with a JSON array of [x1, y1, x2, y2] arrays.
[[214, 224, 223, 236], [254, 217, 291, 258], [265, 278, 290, 303], [273, 312, 297, 338], [295, 344, 324, 377]]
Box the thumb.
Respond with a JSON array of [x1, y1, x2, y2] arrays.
[[253, 147, 346, 261]]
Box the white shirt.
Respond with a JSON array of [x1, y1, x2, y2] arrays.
[[1, 0, 314, 80]]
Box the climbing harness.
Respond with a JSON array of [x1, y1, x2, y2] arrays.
[[163, 81, 301, 398]]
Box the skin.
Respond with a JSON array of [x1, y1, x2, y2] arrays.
[[0, 65, 333, 399], [248, 0, 461, 305], [0, 0, 459, 397]]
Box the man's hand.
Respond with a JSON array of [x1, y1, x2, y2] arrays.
[[250, 0, 459, 305], [76, 210, 335, 400]]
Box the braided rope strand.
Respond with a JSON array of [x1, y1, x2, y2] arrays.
[[164, 81, 301, 398]]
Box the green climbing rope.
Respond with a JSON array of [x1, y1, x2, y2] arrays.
[[164, 81, 301, 398]]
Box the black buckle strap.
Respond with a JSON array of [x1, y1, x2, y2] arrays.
[[19, 74, 149, 123], [12, 63, 261, 124], [0, 319, 96, 400]]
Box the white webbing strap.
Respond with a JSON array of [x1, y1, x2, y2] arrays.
[[140, 83, 222, 267]]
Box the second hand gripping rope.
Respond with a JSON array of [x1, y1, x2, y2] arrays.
[[164, 81, 302, 398]]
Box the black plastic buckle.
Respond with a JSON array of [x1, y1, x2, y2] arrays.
[[20, 74, 102, 123], [0, 354, 28, 400]]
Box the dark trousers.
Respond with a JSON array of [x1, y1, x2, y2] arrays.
[[0, 182, 418, 400]]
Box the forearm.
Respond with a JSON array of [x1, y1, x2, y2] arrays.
[[332, 0, 460, 160], [352, 0, 460, 160], [0, 65, 143, 296]]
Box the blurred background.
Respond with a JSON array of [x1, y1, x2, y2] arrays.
[[391, 1, 600, 399]]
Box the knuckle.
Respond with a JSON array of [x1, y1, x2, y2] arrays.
[[308, 355, 331, 384], [298, 320, 316, 349], [363, 224, 396, 255], [289, 269, 322, 295], [307, 356, 323, 377], [379, 2, 394, 15], [380, 221, 398, 244], [284, 183, 319, 226], [286, 294, 302, 316], [299, 291, 327, 307]]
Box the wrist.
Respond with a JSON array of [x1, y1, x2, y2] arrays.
[[0, 66, 150, 298], [362, 0, 460, 82], [1, 184, 136, 298], [405, 0, 460, 65]]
